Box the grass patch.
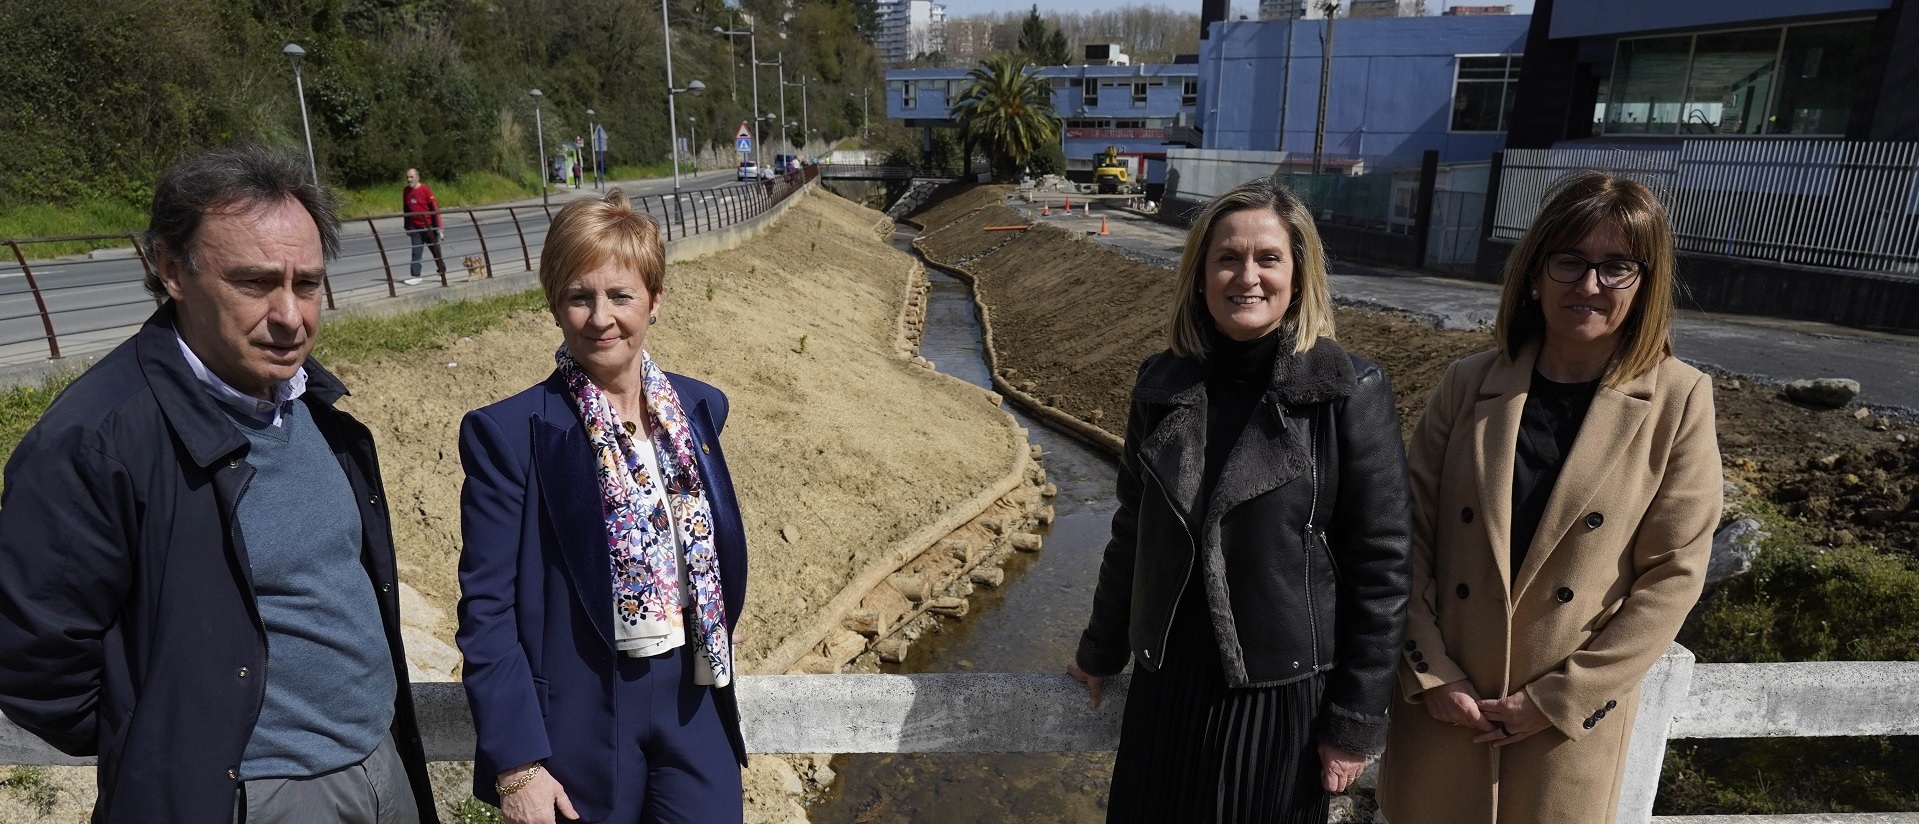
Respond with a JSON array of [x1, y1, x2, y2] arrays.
[[445, 796, 504, 824], [1658, 500, 1920, 815], [0, 199, 150, 259], [335, 171, 545, 219], [312, 288, 548, 365], [0, 373, 78, 477], [0, 765, 60, 816]]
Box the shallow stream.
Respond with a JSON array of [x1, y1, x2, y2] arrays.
[[803, 233, 1122, 823]]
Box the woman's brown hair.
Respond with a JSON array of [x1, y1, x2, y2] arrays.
[[1494, 170, 1676, 385]]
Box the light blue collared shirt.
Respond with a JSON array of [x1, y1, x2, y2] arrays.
[[175, 334, 308, 428]]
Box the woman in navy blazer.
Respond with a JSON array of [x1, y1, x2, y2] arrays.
[[457, 190, 748, 824]]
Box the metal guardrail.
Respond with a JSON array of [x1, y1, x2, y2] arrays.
[[0, 167, 819, 368], [1494, 141, 1919, 276], [0, 645, 1910, 823]]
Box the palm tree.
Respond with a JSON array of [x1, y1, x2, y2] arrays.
[[949, 54, 1061, 181]]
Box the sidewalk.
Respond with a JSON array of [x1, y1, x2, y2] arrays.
[[1017, 198, 1918, 412]]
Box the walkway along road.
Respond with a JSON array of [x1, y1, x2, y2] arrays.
[[1032, 198, 1919, 412], [0, 168, 750, 376]]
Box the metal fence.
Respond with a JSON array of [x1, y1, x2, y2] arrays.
[[1495, 141, 1919, 276], [0, 167, 817, 367]]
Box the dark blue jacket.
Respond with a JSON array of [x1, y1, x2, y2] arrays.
[[456, 370, 748, 818], [0, 308, 438, 824]]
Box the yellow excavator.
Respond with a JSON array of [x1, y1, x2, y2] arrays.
[[1092, 146, 1139, 195]]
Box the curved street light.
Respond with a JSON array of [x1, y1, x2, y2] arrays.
[[282, 43, 319, 185]]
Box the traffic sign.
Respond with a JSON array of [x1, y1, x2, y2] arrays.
[[593, 125, 607, 152], [736, 137, 753, 154], [735, 122, 752, 141]]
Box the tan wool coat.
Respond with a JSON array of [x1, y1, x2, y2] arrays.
[[1376, 344, 1722, 824]]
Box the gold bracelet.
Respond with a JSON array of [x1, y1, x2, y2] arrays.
[[495, 764, 543, 797]]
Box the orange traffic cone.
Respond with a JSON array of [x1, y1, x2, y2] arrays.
[[1099, 216, 1110, 235], [1041, 201, 1051, 216], [1085, 201, 1091, 216], [1064, 195, 1072, 211]]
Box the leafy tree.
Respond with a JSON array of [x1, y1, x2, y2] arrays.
[[1014, 6, 1071, 66], [949, 54, 1060, 180]]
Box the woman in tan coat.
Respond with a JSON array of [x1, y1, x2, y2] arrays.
[[1376, 171, 1722, 823]]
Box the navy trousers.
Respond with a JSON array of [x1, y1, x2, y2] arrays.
[[605, 640, 743, 823]]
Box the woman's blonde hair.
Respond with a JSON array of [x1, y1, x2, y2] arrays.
[[1495, 170, 1676, 385], [538, 189, 666, 313], [1168, 174, 1336, 357]]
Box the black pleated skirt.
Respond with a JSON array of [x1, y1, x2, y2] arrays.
[[1106, 586, 1330, 824]]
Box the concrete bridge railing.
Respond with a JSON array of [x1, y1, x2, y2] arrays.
[[1, 645, 1912, 824]]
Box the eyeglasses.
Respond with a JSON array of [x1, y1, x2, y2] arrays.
[[1544, 252, 1646, 289]]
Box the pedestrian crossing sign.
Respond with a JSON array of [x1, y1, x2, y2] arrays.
[[736, 137, 753, 154]]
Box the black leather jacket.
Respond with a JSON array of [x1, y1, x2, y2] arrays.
[[1076, 337, 1413, 755]]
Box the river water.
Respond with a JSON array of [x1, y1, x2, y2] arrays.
[[804, 235, 1122, 823]]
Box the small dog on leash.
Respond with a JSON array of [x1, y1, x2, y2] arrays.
[[462, 255, 490, 280]]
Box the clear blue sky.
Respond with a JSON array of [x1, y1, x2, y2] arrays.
[[942, 0, 1536, 17]]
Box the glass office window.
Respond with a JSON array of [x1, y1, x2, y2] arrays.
[[1680, 29, 1780, 134], [1606, 35, 1691, 134], [1451, 55, 1520, 132], [1770, 20, 1875, 135]]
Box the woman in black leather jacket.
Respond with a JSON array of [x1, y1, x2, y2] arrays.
[[1068, 174, 1413, 823]]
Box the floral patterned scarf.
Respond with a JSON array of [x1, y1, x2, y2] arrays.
[[558, 346, 732, 687]]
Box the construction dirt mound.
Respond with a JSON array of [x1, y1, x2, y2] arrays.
[[913, 192, 1917, 563]]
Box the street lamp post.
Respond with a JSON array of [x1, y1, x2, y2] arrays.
[[282, 44, 319, 185], [713, 24, 763, 167], [529, 88, 549, 206], [848, 87, 870, 140], [760, 54, 787, 150], [661, 0, 708, 194], [687, 117, 699, 171], [587, 107, 602, 190], [1313, 0, 1340, 175], [784, 76, 809, 152]]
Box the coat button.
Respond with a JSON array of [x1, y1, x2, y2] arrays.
[[1410, 651, 1424, 663], [1143, 649, 1151, 659], [237, 667, 248, 678], [701, 443, 711, 455], [227, 459, 238, 468], [1606, 699, 1618, 710], [368, 494, 381, 506], [1556, 587, 1574, 603], [1586, 512, 1604, 529], [1596, 709, 1608, 719], [1404, 640, 1417, 651], [1456, 583, 1470, 599], [1415, 661, 1430, 673], [1461, 507, 1474, 523], [228, 768, 238, 780], [1583, 718, 1596, 729]]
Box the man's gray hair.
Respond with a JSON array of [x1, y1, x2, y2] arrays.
[[141, 142, 341, 297]]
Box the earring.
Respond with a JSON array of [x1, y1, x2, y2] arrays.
[[1530, 290, 1539, 300], [648, 316, 658, 325]]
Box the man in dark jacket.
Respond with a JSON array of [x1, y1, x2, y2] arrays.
[[402, 167, 447, 285], [0, 143, 439, 824]]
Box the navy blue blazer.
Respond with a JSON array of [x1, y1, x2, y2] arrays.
[[455, 369, 749, 817]]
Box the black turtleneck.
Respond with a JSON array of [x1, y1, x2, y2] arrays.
[[1201, 325, 1281, 509], [1509, 369, 1599, 578]]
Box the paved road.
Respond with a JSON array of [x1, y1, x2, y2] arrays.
[[0, 169, 754, 368], [1011, 195, 1919, 412]]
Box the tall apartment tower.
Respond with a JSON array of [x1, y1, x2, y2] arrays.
[[878, 0, 947, 65]]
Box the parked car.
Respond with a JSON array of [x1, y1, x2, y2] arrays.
[[773, 153, 797, 174], [738, 160, 760, 181]]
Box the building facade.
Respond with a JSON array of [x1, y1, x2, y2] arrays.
[[878, 0, 947, 66], [1504, 0, 1914, 147], [885, 62, 1202, 187], [1349, 0, 1425, 18], [1259, 0, 1329, 21], [1195, 14, 1533, 163], [1443, 5, 1514, 14]]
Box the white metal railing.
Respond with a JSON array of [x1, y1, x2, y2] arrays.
[[0, 646, 1912, 823], [1494, 141, 1919, 276]]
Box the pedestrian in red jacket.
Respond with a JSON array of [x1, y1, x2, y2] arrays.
[[403, 168, 447, 285]]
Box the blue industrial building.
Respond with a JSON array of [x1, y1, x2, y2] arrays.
[[1194, 14, 1532, 164], [886, 62, 1202, 187]]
